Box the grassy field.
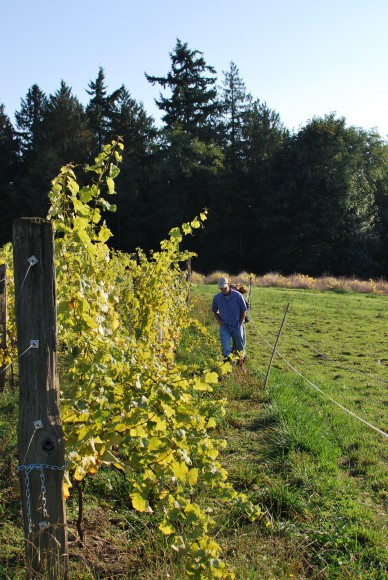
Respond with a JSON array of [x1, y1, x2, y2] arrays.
[[0, 283, 387, 579]]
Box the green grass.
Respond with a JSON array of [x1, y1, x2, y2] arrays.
[[0, 283, 387, 578], [188, 284, 388, 578]]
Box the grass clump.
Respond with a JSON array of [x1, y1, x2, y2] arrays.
[[197, 271, 388, 296]]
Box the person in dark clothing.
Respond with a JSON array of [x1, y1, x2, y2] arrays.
[[212, 277, 247, 359]]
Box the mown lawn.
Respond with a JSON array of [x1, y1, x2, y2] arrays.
[[0, 283, 387, 579]]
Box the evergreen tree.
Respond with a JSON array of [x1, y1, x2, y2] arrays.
[[371, 139, 388, 276], [144, 39, 223, 258], [15, 84, 47, 158], [14, 81, 93, 217], [86, 67, 124, 151], [145, 38, 218, 141], [42, 80, 93, 164], [238, 101, 289, 273], [241, 100, 288, 169], [266, 115, 380, 277], [107, 87, 158, 251], [0, 104, 19, 182], [110, 87, 157, 159], [0, 104, 20, 244], [212, 94, 288, 273], [220, 61, 251, 166]]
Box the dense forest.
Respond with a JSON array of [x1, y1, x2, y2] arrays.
[[1, 39, 387, 277]]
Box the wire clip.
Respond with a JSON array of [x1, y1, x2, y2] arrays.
[[27, 255, 38, 266], [34, 420, 43, 430], [39, 521, 49, 530], [30, 340, 39, 349]]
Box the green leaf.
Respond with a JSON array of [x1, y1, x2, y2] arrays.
[[109, 164, 120, 179]]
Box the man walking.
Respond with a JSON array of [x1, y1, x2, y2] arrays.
[[212, 277, 247, 361]]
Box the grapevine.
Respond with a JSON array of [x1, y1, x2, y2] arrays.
[[0, 243, 17, 374], [4, 139, 260, 579]]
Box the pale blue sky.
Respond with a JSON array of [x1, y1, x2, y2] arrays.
[[2, 0, 387, 137]]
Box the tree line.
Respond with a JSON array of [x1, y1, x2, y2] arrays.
[[1, 39, 387, 277]]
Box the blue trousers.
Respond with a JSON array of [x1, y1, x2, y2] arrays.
[[219, 324, 245, 357]]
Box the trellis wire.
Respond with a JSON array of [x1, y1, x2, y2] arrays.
[[1, 258, 36, 377], [256, 328, 388, 439], [0, 343, 34, 375], [286, 321, 388, 384]]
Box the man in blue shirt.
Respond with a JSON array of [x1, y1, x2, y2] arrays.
[[212, 277, 247, 360]]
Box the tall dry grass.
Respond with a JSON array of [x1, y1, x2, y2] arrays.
[[194, 271, 388, 295]]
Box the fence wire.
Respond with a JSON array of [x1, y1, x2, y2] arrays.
[[0, 344, 33, 375], [256, 328, 388, 439], [286, 321, 388, 384]]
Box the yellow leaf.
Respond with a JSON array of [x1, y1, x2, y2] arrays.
[[148, 437, 162, 452], [187, 468, 199, 486], [220, 361, 232, 374], [113, 462, 125, 472], [130, 492, 147, 512], [204, 371, 218, 384], [206, 417, 217, 429], [106, 177, 115, 194], [73, 466, 85, 481], [172, 461, 188, 480], [98, 224, 112, 243], [63, 482, 71, 499], [159, 522, 174, 535]]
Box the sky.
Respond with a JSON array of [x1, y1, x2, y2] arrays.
[[1, 0, 387, 138]]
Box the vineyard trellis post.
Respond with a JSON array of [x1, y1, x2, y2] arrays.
[[264, 303, 290, 390], [13, 218, 68, 579], [0, 263, 7, 391]]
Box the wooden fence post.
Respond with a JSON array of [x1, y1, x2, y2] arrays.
[[13, 218, 68, 579], [0, 263, 7, 391]]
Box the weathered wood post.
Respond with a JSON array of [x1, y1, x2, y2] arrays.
[[13, 218, 68, 579], [0, 263, 7, 391]]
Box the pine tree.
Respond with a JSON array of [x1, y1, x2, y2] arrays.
[[15, 84, 47, 158], [145, 38, 218, 141], [14, 82, 93, 218], [107, 87, 158, 251], [144, 39, 223, 252], [86, 67, 124, 151], [42, 80, 93, 164], [220, 61, 251, 166], [0, 104, 20, 244]]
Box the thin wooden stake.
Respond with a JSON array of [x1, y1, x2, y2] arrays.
[[264, 303, 290, 390], [13, 218, 68, 579], [186, 257, 192, 303], [0, 264, 7, 391]]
